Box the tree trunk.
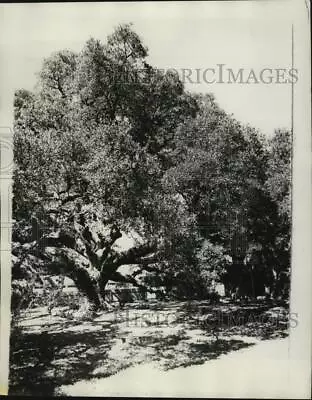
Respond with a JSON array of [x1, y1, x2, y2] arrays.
[[72, 267, 117, 311], [40, 233, 156, 311], [71, 269, 104, 311], [49, 254, 105, 311], [99, 271, 110, 302]]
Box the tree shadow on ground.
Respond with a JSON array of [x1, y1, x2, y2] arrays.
[[128, 331, 253, 370], [177, 301, 289, 341], [9, 321, 119, 396], [9, 301, 289, 395]]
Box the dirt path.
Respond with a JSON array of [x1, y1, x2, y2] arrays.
[[59, 336, 308, 398]]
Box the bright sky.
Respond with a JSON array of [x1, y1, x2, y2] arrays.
[[0, 1, 297, 136]]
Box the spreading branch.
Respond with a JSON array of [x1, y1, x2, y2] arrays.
[[116, 241, 158, 267], [110, 271, 159, 294]]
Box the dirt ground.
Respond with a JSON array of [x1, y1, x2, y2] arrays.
[[9, 300, 289, 396], [59, 337, 299, 398]]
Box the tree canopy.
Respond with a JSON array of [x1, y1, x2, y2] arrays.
[[12, 24, 291, 311]]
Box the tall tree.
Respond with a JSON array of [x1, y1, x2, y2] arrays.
[[12, 24, 198, 311], [165, 94, 290, 298], [263, 129, 291, 298]]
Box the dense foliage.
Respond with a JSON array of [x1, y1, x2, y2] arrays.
[[12, 24, 291, 311]]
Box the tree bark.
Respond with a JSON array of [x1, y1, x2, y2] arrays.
[[71, 269, 103, 310]]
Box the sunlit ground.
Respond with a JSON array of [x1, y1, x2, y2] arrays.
[[9, 300, 289, 396]]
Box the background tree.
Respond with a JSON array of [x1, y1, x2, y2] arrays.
[[165, 95, 291, 298], [263, 128, 291, 298]]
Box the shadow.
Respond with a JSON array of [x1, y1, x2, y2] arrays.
[[9, 301, 289, 395], [9, 321, 118, 396], [177, 301, 289, 341], [167, 339, 253, 369], [127, 331, 253, 370], [190, 339, 251, 356]]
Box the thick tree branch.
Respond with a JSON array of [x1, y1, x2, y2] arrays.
[[98, 225, 122, 264], [116, 241, 157, 267], [109, 271, 158, 294], [131, 263, 161, 276]]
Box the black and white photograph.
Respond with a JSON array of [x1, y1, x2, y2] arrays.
[[0, 1, 311, 397]]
